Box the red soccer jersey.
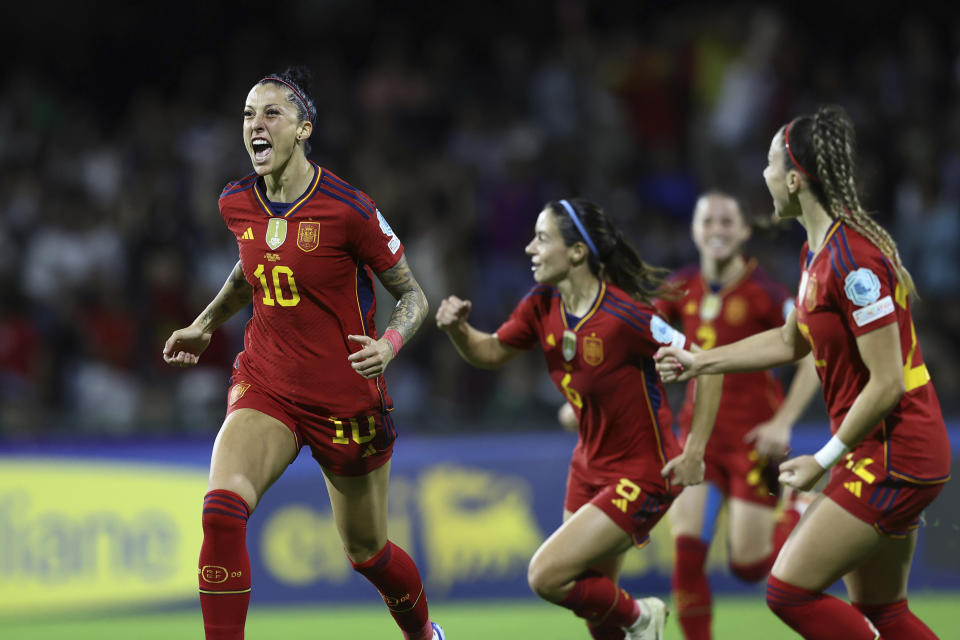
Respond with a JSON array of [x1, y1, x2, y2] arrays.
[[218, 162, 403, 415], [656, 259, 791, 449], [795, 220, 950, 484], [496, 281, 688, 492]]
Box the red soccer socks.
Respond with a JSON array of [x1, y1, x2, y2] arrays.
[[672, 535, 711, 639], [767, 576, 879, 639], [199, 490, 251, 640], [853, 599, 938, 639], [350, 540, 433, 640], [558, 570, 641, 629]]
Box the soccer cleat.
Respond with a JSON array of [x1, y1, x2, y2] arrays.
[[431, 621, 446, 640], [623, 597, 668, 640]]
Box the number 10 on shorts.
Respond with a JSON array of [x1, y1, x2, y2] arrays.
[[612, 478, 641, 513], [331, 416, 376, 445]]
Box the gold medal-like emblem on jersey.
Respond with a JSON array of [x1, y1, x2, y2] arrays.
[[297, 221, 320, 252], [699, 292, 721, 322], [562, 329, 577, 362], [266, 218, 288, 250], [583, 334, 603, 366], [805, 274, 818, 311]]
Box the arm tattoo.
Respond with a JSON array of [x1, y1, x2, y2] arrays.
[[377, 255, 429, 344], [196, 260, 253, 332]]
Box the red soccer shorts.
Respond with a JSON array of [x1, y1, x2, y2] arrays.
[[702, 442, 780, 508], [565, 463, 679, 547], [824, 457, 944, 537], [226, 378, 395, 476]]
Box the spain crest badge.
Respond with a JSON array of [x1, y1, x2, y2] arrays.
[[297, 221, 320, 252]]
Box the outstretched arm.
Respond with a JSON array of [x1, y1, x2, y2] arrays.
[[163, 260, 252, 367], [436, 295, 522, 369], [656, 308, 810, 381], [349, 255, 429, 379]]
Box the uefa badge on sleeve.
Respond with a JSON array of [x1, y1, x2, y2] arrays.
[[844, 268, 881, 306]]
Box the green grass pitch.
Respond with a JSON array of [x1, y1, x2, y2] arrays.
[[4, 593, 955, 639]]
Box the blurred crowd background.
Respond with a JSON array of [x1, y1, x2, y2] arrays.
[[2, 1, 959, 439]]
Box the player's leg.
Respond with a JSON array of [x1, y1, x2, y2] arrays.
[[529, 474, 673, 640], [201, 407, 299, 640], [527, 504, 649, 630], [324, 460, 437, 640], [560, 509, 629, 640], [844, 526, 938, 637], [766, 495, 882, 639], [726, 498, 777, 580], [669, 482, 723, 640]]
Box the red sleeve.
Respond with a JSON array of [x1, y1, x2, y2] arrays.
[[347, 196, 404, 273], [494, 289, 544, 350], [831, 250, 898, 337]]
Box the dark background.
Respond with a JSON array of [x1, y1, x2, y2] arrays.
[[2, 0, 958, 439]]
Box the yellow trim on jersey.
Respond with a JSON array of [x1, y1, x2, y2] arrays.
[[560, 281, 606, 332], [199, 588, 252, 595], [252, 163, 323, 218], [807, 218, 843, 263], [887, 470, 951, 485]]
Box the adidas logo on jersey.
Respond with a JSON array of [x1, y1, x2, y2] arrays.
[[611, 498, 629, 513], [361, 444, 377, 458], [241, 227, 254, 240], [844, 481, 862, 498]]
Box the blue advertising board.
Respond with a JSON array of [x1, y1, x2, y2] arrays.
[[1, 426, 957, 617]]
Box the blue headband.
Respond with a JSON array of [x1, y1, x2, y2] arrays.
[[558, 199, 599, 256]]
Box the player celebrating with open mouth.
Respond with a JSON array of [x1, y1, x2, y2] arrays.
[[655, 106, 949, 640]]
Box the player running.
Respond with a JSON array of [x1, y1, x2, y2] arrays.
[[438, 197, 723, 640], [163, 66, 443, 640], [656, 106, 949, 640]]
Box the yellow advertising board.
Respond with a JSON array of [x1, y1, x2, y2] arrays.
[[0, 459, 206, 616]]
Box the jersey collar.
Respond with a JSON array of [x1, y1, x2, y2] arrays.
[[560, 280, 606, 332], [252, 162, 323, 218]]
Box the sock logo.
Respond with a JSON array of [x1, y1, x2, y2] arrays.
[[200, 565, 229, 583], [381, 591, 411, 607]]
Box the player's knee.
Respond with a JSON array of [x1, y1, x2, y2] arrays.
[[207, 476, 259, 512], [526, 557, 561, 602], [345, 537, 387, 566], [730, 558, 771, 583]]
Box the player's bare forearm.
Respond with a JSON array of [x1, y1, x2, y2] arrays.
[[772, 353, 821, 426], [193, 260, 253, 333], [378, 256, 429, 344], [683, 372, 723, 457], [695, 323, 806, 374], [446, 323, 518, 369]]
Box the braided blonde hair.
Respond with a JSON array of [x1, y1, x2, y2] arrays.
[[788, 106, 917, 297]]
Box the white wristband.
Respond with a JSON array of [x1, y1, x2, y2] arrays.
[[813, 435, 850, 469]]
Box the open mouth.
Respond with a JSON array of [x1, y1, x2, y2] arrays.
[[251, 139, 272, 163]]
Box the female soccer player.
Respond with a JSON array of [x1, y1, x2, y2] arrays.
[[163, 67, 444, 640], [437, 198, 723, 640], [656, 106, 950, 640], [656, 192, 819, 639]]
